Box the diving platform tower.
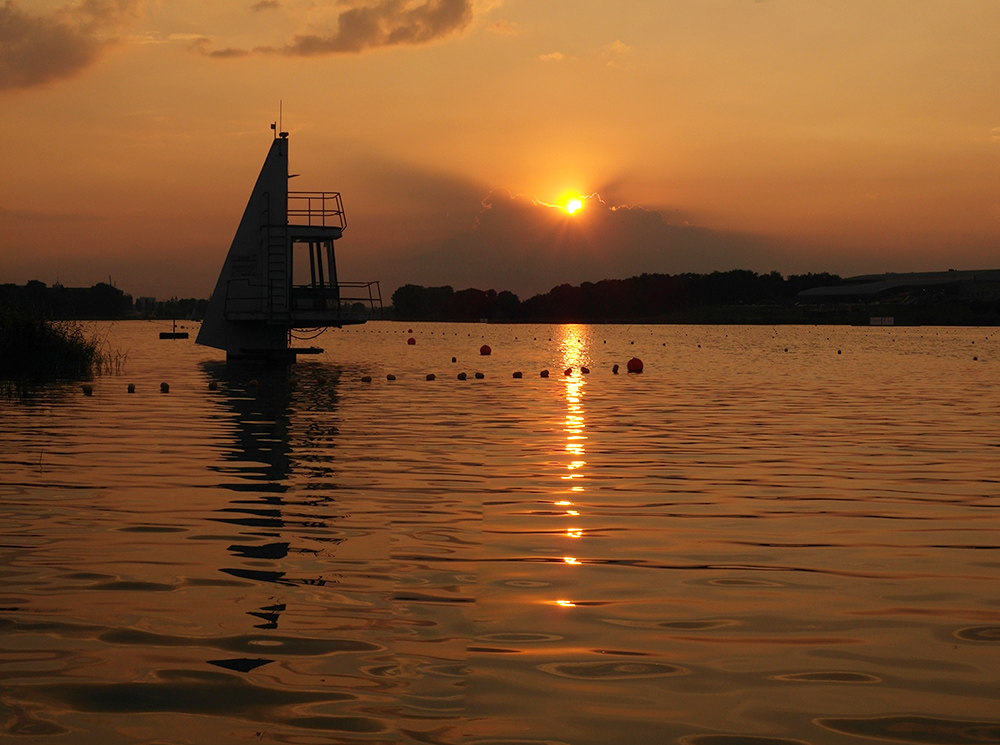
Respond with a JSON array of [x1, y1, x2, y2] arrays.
[[196, 131, 381, 361]]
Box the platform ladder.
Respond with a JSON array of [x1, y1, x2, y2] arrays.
[[265, 225, 290, 323]]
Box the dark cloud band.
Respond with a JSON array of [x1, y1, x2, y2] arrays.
[[200, 0, 474, 58]]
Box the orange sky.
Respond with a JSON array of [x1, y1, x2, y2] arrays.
[[2, 0, 998, 299]]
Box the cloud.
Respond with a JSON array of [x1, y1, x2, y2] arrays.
[[0, 0, 139, 90], [250, 0, 280, 10], [991, 126, 1000, 142], [602, 39, 631, 67], [487, 19, 517, 35], [538, 51, 564, 62], [392, 190, 791, 297], [197, 0, 473, 58]]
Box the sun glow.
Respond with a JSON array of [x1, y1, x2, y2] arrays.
[[566, 198, 583, 214]]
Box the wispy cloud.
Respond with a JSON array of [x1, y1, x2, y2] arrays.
[[0, 0, 141, 90], [196, 0, 473, 58], [250, 0, 281, 11], [488, 18, 517, 35], [538, 51, 564, 62], [602, 39, 631, 67], [991, 126, 1000, 142]]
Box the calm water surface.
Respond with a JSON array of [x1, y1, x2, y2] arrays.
[[2, 321, 999, 744]]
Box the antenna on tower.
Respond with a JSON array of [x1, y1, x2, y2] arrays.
[[278, 100, 288, 138]]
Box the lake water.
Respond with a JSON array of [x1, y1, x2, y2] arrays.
[[2, 320, 999, 744]]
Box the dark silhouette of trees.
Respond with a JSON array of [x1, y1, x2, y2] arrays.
[[389, 270, 846, 322]]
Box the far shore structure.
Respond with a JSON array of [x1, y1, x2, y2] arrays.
[[196, 130, 381, 361]]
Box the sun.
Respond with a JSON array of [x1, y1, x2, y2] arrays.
[[566, 198, 583, 215]]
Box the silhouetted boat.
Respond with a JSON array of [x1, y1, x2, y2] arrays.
[[159, 320, 188, 339]]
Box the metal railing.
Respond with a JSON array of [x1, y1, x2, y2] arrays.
[[288, 191, 346, 230]]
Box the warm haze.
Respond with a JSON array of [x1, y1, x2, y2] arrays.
[[1, 0, 998, 300]]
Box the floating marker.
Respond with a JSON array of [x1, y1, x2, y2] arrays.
[[627, 357, 643, 374], [426, 373, 436, 381], [837, 350, 842, 355], [208, 381, 218, 390], [160, 382, 170, 393], [452, 357, 457, 363], [248, 379, 258, 388], [82, 384, 93, 396], [480, 345, 492, 356], [127, 383, 135, 394], [458, 372, 467, 380], [407, 337, 416, 345], [513, 371, 522, 378], [475, 372, 484, 379], [387, 374, 396, 381], [540, 369, 549, 378], [612, 364, 620, 374], [581, 366, 590, 374], [564, 367, 572, 376], [361, 375, 372, 383]]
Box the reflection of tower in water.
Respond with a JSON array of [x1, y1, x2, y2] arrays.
[[203, 362, 344, 638]]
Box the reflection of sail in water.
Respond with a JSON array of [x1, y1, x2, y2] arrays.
[[201, 361, 475, 740], [203, 362, 344, 638]]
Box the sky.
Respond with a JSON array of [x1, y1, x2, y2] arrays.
[[1, 0, 999, 300]]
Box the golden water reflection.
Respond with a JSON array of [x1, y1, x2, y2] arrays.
[[554, 325, 589, 605]]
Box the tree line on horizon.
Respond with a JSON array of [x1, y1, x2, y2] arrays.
[[390, 270, 845, 321]]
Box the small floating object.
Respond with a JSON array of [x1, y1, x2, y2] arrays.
[[581, 366, 590, 375], [408, 328, 413, 333], [407, 337, 416, 345], [82, 384, 93, 396], [387, 374, 396, 381], [458, 372, 467, 380], [361, 375, 372, 383], [475, 372, 484, 379], [513, 371, 522, 378], [159, 320, 188, 340], [480, 344, 492, 356], [837, 350, 842, 355], [564, 367, 572, 376], [127, 383, 135, 394], [540, 369, 549, 378], [160, 382, 170, 393], [784, 348, 788, 352], [452, 357, 457, 363], [974, 356, 978, 361], [612, 364, 620, 374], [627, 357, 643, 374], [426, 373, 435, 381], [208, 381, 219, 390], [248, 379, 258, 388]]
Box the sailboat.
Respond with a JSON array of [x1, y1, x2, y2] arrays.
[[196, 129, 381, 361]]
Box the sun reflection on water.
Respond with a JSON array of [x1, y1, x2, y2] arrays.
[[553, 325, 590, 605]]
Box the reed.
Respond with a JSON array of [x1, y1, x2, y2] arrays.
[[0, 308, 115, 384]]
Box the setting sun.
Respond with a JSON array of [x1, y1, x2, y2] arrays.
[[566, 198, 583, 215]]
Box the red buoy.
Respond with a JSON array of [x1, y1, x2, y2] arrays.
[[627, 357, 643, 374], [480, 344, 492, 356], [407, 337, 416, 345]]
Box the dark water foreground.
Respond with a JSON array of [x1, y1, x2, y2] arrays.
[[2, 321, 999, 744]]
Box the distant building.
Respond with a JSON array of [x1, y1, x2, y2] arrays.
[[798, 269, 1000, 305]]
